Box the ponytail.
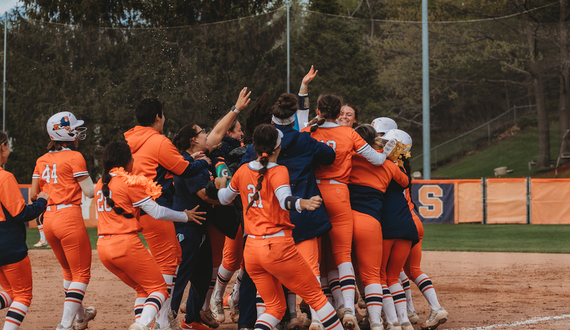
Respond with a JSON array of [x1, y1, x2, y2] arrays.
[[312, 94, 342, 133], [310, 118, 326, 133]]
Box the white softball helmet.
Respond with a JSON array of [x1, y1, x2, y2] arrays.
[[371, 117, 397, 135], [46, 111, 86, 141], [383, 129, 412, 151]]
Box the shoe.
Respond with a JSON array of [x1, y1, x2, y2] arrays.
[[180, 302, 187, 314], [75, 306, 97, 330], [308, 320, 325, 330], [384, 322, 401, 330], [370, 323, 383, 330], [209, 296, 225, 323], [199, 310, 219, 328], [400, 322, 413, 330], [181, 321, 212, 330], [407, 311, 419, 324], [342, 309, 360, 330], [129, 322, 150, 330], [34, 239, 48, 247], [286, 316, 301, 330], [156, 311, 180, 330], [56, 325, 74, 330], [420, 308, 448, 330], [228, 295, 239, 323]]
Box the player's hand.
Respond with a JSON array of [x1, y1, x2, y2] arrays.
[[301, 195, 322, 211], [37, 191, 50, 201], [215, 176, 228, 189], [302, 65, 318, 87], [191, 151, 205, 160], [234, 87, 252, 112], [184, 205, 206, 225]]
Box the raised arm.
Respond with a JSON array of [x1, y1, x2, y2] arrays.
[[297, 66, 318, 131], [207, 87, 251, 152]]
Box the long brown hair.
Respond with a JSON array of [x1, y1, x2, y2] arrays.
[[311, 94, 342, 132], [101, 141, 135, 218]]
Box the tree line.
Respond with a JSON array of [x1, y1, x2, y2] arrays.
[[1, 0, 568, 182]]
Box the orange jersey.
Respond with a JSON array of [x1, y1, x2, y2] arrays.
[[229, 163, 295, 236], [124, 126, 188, 179], [301, 123, 367, 183], [0, 168, 25, 222], [32, 149, 89, 206], [349, 155, 409, 192], [95, 176, 151, 235]]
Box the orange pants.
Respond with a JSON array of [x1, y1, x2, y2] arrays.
[[221, 226, 244, 272], [318, 182, 353, 265], [381, 239, 411, 287], [98, 234, 168, 298], [44, 206, 91, 283], [404, 218, 425, 281], [245, 234, 328, 319], [352, 211, 382, 287], [296, 237, 320, 278], [140, 214, 181, 276], [0, 256, 33, 306], [208, 224, 225, 267]]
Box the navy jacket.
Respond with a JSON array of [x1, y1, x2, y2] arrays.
[[381, 178, 419, 246], [242, 124, 335, 242]]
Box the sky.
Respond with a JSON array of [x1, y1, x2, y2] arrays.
[[0, 0, 20, 14]]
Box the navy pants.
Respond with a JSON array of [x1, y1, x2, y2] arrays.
[[171, 223, 213, 323]]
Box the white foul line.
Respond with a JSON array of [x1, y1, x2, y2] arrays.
[[448, 314, 570, 330]]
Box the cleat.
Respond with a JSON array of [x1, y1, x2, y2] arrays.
[[181, 321, 215, 330], [308, 320, 325, 330], [336, 304, 345, 319], [370, 323, 383, 330], [200, 310, 219, 328], [129, 322, 150, 330], [34, 239, 48, 247], [342, 309, 360, 330], [420, 308, 448, 330], [209, 296, 225, 323], [400, 322, 413, 330], [228, 295, 239, 323], [56, 325, 75, 330], [75, 306, 97, 330], [407, 311, 419, 324], [385, 322, 401, 330]]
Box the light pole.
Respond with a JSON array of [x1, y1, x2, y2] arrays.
[[422, 0, 430, 179]]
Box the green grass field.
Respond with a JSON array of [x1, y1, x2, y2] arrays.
[[26, 224, 570, 254]]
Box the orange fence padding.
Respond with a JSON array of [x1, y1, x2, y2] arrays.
[[531, 179, 570, 224], [486, 178, 527, 224], [456, 181, 482, 223]]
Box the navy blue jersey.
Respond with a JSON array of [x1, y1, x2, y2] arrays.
[[381, 178, 419, 245]]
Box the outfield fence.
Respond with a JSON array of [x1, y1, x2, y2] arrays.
[[19, 178, 570, 227]]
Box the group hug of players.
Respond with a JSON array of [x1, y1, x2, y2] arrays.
[[0, 67, 448, 330]]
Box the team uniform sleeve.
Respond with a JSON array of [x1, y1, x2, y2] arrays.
[[128, 184, 153, 208], [157, 138, 191, 176], [139, 199, 188, 222], [0, 173, 47, 222], [32, 162, 41, 180], [218, 169, 240, 205], [387, 161, 410, 188], [352, 131, 386, 166], [71, 153, 89, 178], [272, 167, 302, 212]]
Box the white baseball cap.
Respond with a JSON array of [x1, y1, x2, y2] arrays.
[[371, 117, 397, 134]]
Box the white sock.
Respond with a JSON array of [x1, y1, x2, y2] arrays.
[[155, 274, 174, 328], [337, 262, 356, 312], [214, 265, 234, 301], [399, 272, 415, 313], [364, 284, 382, 325], [61, 282, 87, 328], [231, 269, 243, 303], [134, 297, 146, 321], [0, 292, 13, 310], [414, 274, 441, 311], [139, 292, 166, 326], [3, 301, 28, 330], [255, 292, 266, 317], [320, 276, 333, 305], [315, 302, 342, 330], [38, 225, 46, 241], [388, 283, 409, 324], [382, 285, 398, 325], [254, 313, 280, 330], [327, 270, 343, 310]]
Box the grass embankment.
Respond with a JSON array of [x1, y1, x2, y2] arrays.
[[27, 224, 570, 254], [432, 124, 560, 179]]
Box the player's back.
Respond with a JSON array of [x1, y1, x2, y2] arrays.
[[33, 149, 87, 206]]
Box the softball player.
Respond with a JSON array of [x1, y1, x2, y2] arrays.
[[217, 124, 343, 330], [30, 112, 96, 330], [349, 125, 410, 330], [94, 141, 205, 330], [301, 95, 395, 330], [0, 131, 49, 330], [380, 129, 448, 330]]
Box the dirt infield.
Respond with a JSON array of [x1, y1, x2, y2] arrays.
[[2, 250, 570, 330]]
